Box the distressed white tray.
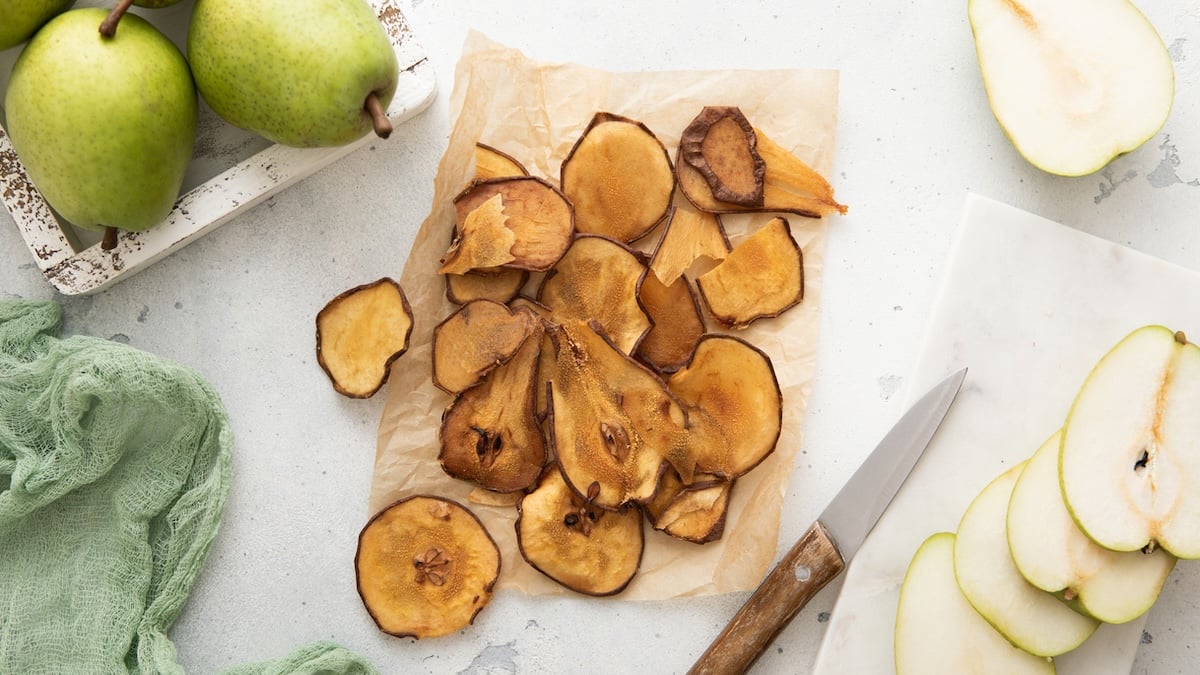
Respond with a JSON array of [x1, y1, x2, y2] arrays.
[[0, 0, 435, 295]]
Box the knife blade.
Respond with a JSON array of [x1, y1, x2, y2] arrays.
[[688, 367, 967, 675]]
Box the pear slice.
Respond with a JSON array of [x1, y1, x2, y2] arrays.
[[446, 176, 574, 273], [355, 495, 501, 639], [895, 533, 1055, 675], [1008, 430, 1175, 624], [445, 267, 529, 305], [968, 0, 1174, 177], [516, 467, 644, 596], [546, 320, 685, 509], [474, 142, 529, 180], [431, 299, 538, 395], [696, 217, 804, 329], [644, 469, 731, 544], [560, 112, 675, 243], [635, 272, 705, 375], [1060, 325, 1200, 559], [315, 277, 414, 399], [537, 234, 652, 355], [954, 462, 1099, 657], [438, 321, 546, 493], [648, 205, 731, 287], [679, 106, 766, 207]]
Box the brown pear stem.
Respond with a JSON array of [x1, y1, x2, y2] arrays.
[[99, 0, 135, 38], [101, 226, 119, 251], [365, 92, 393, 139]]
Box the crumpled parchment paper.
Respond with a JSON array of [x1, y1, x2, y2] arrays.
[[370, 30, 841, 600]]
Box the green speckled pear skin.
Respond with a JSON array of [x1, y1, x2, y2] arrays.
[[187, 0, 400, 148], [0, 0, 75, 51], [4, 8, 198, 232]]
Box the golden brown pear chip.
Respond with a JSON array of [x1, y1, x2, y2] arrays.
[[546, 320, 685, 510], [315, 277, 414, 399], [445, 267, 529, 305], [448, 176, 574, 273], [668, 335, 782, 480], [560, 112, 675, 243], [507, 297, 557, 419], [355, 495, 501, 639], [439, 322, 546, 493], [432, 299, 539, 395], [517, 467, 644, 596], [537, 234, 652, 355], [648, 206, 731, 287], [679, 106, 766, 207], [474, 142, 529, 180], [635, 272, 705, 374], [439, 193, 517, 274], [696, 216, 804, 329], [644, 468, 732, 544]]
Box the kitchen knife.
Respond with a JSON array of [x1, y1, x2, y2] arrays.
[[688, 367, 968, 675]]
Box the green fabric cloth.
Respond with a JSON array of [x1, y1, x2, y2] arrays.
[[0, 300, 377, 675]]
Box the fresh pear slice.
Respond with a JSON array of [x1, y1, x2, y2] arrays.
[[537, 234, 652, 355], [895, 533, 1055, 675], [954, 462, 1099, 657], [968, 0, 1174, 177], [1060, 325, 1200, 559], [1008, 430, 1176, 623]]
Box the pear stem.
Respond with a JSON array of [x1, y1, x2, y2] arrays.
[[365, 92, 393, 139], [99, 0, 135, 38], [101, 226, 119, 251]]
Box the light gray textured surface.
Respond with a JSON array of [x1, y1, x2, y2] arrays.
[[1, 1, 1197, 673]]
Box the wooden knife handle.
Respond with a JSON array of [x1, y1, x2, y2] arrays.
[[688, 521, 845, 675]]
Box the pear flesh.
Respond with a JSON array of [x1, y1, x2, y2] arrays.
[[4, 8, 197, 233], [895, 532, 1055, 675], [187, 0, 400, 148], [969, 0, 1174, 176], [0, 0, 74, 50], [954, 462, 1099, 657], [1007, 430, 1175, 624], [1060, 326, 1200, 559]]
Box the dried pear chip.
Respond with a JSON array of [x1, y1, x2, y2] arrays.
[[517, 467, 644, 596], [508, 296, 557, 419], [445, 267, 529, 305], [696, 217, 804, 329], [439, 193, 516, 274], [648, 205, 731, 287], [560, 112, 675, 243], [644, 468, 732, 544], [668, 335, 782, 480], [315, 277, 414, 399], [355, 495, 501, 639], [432, 299, 538, 395], [635, 272, 705, 374], [474, 142, 529, 180], [546, 320, 685, 509], [537, 234, 652, 355], [676, 125, 847, 217], [439, 322, 546, 493], [448, 176, 574, 273], [679, 106, 766, 207]]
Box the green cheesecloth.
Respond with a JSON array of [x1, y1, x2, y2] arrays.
[[0, 300, 378, 675]]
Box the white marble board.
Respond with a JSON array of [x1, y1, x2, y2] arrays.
[[812, 192, 1198, 674]]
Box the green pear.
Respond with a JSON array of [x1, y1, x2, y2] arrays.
[[0, 0, 75, 50], [187, 0, 400, 148], [969, 0, 1174, 176], [4, 8, 197, 240]]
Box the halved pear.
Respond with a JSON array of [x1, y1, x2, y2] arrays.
[[968, 0, 1174, 177], [1060, 325, 1200, 559], [954, 462, 1099, 657], [1008, 430, 1176, 623], [895, 532, 1055, 675]]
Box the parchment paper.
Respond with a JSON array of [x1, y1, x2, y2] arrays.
[[370, 31, 842, 600]]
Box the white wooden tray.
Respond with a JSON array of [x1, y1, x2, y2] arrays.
[[0, 0, 435, 295]]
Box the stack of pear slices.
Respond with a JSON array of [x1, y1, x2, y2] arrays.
[[896, 325, 1199, 673]]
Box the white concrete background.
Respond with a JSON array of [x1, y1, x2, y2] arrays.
[[2, 1, 1198, 673]]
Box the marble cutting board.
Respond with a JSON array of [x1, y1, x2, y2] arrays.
[[812, 192, 1198, 674]]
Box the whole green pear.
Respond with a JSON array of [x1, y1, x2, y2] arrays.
[[187, 0, 400, 148], [0, 0, 75, 50], [4, 8, 198, 234]]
